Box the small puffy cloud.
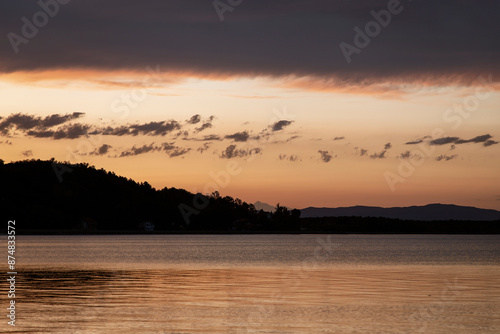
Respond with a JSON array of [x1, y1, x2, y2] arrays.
[[197, 143, 212, 154], [279, 154, 301, 162], [435, 154, 457, 161], [354, 147, 368, 156], [220, 145, 261, 159], [384, 142, 392, 150], [187, 114, 201, 124], [397, 151, 422, 160], [195, 122, 212, 132], [225, 131, 250, 142], [194, 115, 215, 133], [167, 147, 191, 157], [318, 150, 333, 163], [271, 120, 294, 132], [22, 150, 33, 157], [370, 150, 387, 159], [161, 142, 191, 157], [90, 144, 112, 156]]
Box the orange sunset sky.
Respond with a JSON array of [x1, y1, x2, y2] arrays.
[[1, 0, 499, 210]]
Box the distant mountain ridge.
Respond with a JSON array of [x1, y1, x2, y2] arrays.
[[300, 204, 500, 221]]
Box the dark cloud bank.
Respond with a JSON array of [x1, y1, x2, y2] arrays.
[[1, 0, 498, 83]]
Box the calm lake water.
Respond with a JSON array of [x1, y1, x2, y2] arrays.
[[2, 234, 500, 333]]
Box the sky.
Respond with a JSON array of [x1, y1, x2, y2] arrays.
[[1, 0, 499, 210]]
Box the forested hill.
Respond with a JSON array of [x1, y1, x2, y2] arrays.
[[0, 159, 300, 232]]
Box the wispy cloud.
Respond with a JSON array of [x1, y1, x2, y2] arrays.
[[407, 134, 499, 147], [370, 150, 387, 159], [225, 131, 250, 142], [0, 112, 84, 136], [279, 154, 301, 162], [435, 154, 458, 161], [21, 150, 33, 157]]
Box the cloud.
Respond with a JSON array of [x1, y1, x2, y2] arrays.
[[1, 1, 498, 88], [384, 142, 392, 150], [26, 130, 55, 138], [354, 147, 368, 156], [484, 140, 499, 147], [279, 154, 301, 162], [129, 121, 181, 136], [53, 123, 91, 139], [183, 134, 222, 141], [370, 150, 387, 159], [455, 134, 492, 144], [435, 154, 457, 161], [21, 150, 33, 157], [406, 134, 498, 147], [318, 150, 333, 163], [119, 143, 160, 157], [405, 139, 424, 145], [0, 112, 85, 135], [271, 120, 294, 132], [195, 122, 212, 132], [102, 120, 181, 137], [430, 134, 497, 146], [333, 136, 345, 141], [187, 114, 201, 124], [220, 145, 261, 159], [90, 144, 112, 156], [430, 137, 459, 146], [397, 150, 422, 160], [197, 143, 212, 154], [225, 131, 250, 142], [286, 135, 300, 142], [161, 142, 191, 157]]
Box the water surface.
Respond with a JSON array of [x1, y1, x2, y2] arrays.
[[2, 234, 499, 333]]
